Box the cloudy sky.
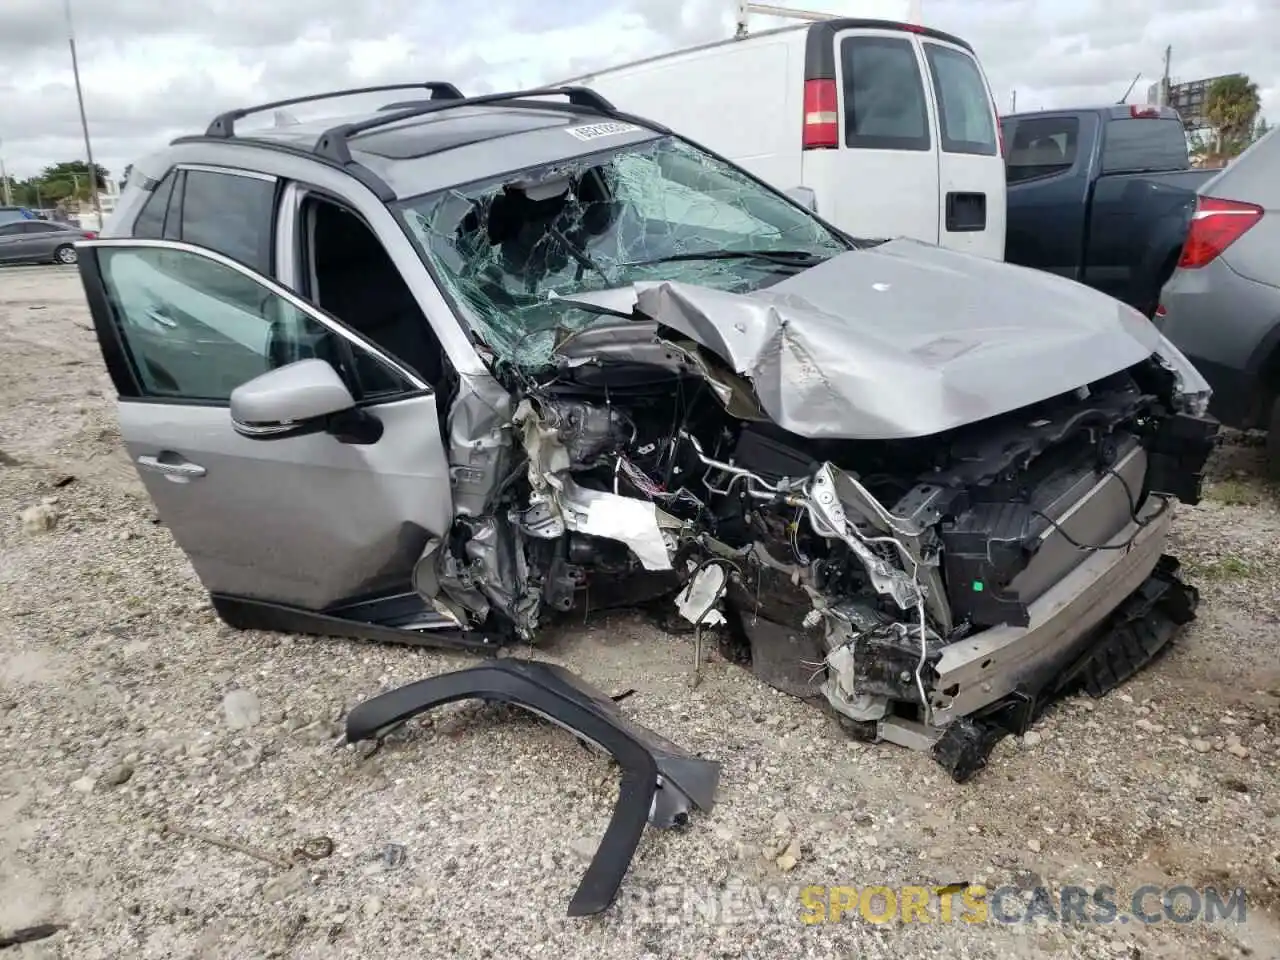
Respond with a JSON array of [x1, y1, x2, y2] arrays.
[[0, 0, 1273, 182]]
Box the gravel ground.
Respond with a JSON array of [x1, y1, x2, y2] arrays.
[[2, 264, 1279, 959]]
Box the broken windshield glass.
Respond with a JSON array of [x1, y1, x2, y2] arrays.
[[396, 135, 850, 369]]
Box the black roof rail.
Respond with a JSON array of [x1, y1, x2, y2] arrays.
[[313, 85, 617, 164], [204, 82, 464, 138]]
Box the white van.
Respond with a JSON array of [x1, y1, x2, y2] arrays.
[[558, 17, 1007, 260]]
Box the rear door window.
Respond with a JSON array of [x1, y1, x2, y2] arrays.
[[1005, 117, 1081, 183], [1101, 118, 1189, 174], [179, 170, 277, 273], [839, 35, 930, 151], [923, 43, 997, 156], [132, 170, 178, 239]]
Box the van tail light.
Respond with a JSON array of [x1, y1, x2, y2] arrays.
[[802, 79, 839, 150], [1129, 105, 1161, 118], [1177, 196, 1264, 268]]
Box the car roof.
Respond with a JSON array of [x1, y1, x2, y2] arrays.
[[170, 90, 666, 202], [1003, 104, 1184, 122]]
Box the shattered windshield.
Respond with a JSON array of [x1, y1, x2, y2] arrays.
[[396, 135, 850, 368]]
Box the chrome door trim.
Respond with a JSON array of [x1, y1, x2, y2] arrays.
[[80, 237, 430, 392]]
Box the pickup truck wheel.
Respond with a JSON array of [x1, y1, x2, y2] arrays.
[[1266, 396, 1280, 481]]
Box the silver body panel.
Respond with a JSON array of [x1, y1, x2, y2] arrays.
[[120, 393, 451, 609]]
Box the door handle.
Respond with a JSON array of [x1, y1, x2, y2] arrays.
[[945, 191, 987, 232], [137, 454, 206, 483], [146, 308, 177, 328]]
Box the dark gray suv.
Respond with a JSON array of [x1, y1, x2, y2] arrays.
[[79, 82, 1217, 780]]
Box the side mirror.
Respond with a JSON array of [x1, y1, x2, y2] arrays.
[[784, 186, 817, 212], [230, 359, 382, 444]]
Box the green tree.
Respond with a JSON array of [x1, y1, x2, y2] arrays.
[[1205, 74, 1261, 152], [38, 160, 110, 202], [10, 178, 49, 207], [1187, 129, 1210, 160], [1255, 117, 1271, 142], [41, 179, 75, 202]]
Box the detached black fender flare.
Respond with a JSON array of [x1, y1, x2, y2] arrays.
[[345, 658, 721, 917]]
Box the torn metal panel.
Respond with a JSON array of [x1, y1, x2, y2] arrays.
[[675, 564, 728, 628], [446, 372, 515, 517], [552, 477, 677, 571], [514, 399, 679, 571]]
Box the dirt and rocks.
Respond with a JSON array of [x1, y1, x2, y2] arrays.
[[1, 264, 1279, 959]]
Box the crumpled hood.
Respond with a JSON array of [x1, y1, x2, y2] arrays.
[[623, 239, 1168, 440]]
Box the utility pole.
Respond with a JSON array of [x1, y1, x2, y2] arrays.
[[64, 0, 103, 227], [1160, 45, 1172, 107], [1010, 90, 1017, 113], [0, 141, 12, 206]]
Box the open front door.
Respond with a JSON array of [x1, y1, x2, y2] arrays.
[[77, 238, 454, 614]]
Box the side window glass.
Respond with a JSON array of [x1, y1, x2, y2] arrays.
[[97, 246, 406, 402], [923, 44, 998, 156], [132, 170, 177, 239], [1006, 117, 1081, 183], [179, 171, 276, 273], [839, 36, 930, 151], [163, 171, 184, 241], [999, 119, 1014, 152]]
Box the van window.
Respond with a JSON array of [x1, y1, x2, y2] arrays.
[[923, 44, 997, 156], [1005, 117, 1080, 183], [839, 36, 930, 151]]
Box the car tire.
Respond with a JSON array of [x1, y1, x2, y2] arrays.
[[54, 244, 78, 265], [1266, 396, 1280, 481]]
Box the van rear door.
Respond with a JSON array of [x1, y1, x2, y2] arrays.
[[801, 26, 940, 247], [919, 39, 1006, 260]]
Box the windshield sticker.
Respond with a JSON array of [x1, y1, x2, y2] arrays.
[[565, 121, 642, 142]]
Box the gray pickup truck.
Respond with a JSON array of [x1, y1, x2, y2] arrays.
[[1000, 104, 1216, 317]]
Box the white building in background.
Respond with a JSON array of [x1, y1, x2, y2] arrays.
[[73, 177, 121, 231]]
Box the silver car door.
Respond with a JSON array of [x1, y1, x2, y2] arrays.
[[17, 222, 65, 261], [76, 238, 454, 612]]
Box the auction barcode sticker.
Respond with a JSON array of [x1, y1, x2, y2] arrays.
[[565, 121, 642, 141]]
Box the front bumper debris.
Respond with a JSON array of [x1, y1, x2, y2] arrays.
[[345, 658, 721, 916], [929, 553, 1199, 782]]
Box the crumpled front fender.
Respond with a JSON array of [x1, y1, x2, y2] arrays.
[[345, 658, 721, 916]]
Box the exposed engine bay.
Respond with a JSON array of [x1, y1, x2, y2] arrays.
[[419, 311, 1217, 779]]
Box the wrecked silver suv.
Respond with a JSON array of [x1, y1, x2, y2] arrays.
[[83, 85, 1217, 783]]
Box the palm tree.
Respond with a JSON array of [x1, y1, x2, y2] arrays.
[[1205, 74, 1261, 153]]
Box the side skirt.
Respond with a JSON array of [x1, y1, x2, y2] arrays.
[[209, 593, 508, 654]]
